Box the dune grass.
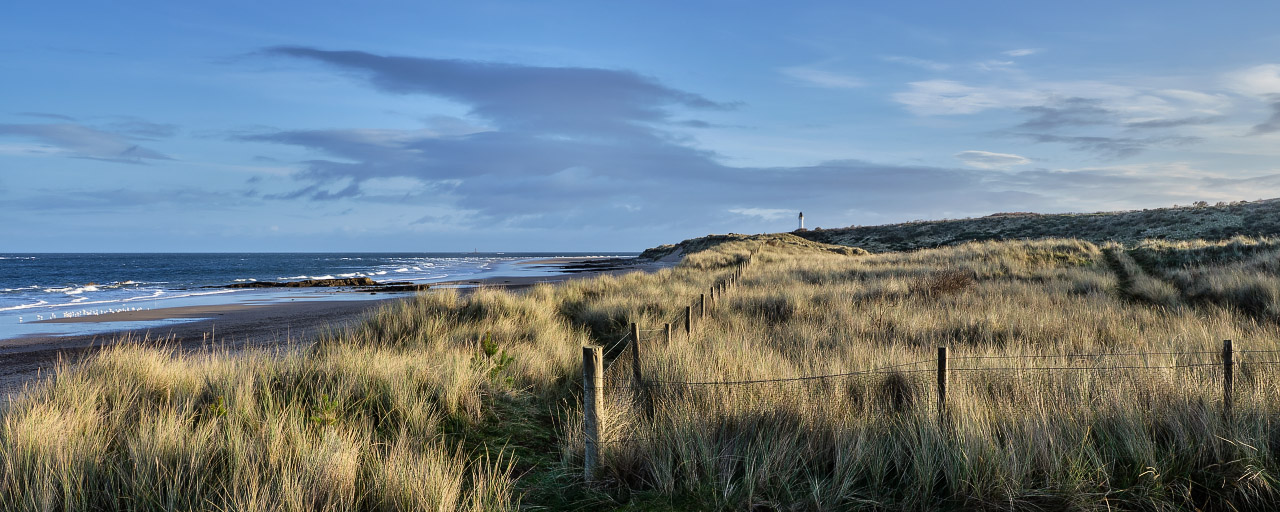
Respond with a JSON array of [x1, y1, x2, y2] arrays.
[[6, 234, 1280, 510]]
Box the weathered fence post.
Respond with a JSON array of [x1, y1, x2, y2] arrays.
[[684, 306, 692, 337], [631, 323, 643, 386], [1223, 339, 1233, 423], [700, 293, 706, 320], [664, 323, 671, 345], [937, 346, 948, 424], [709, 286, 715, 309], [582, 346, 603, 483]]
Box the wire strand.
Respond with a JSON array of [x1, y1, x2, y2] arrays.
[[948, 350, 1219, 360], [607, 358, 934, 387]]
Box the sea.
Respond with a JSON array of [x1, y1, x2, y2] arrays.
[[0, 252, 634, 341]]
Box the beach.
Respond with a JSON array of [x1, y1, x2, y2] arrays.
[[0, 256, 667, 400]]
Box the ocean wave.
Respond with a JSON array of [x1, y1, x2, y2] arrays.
[[38, 280, 147, 295], [0, 300, 48, 312], [44, 285, 102, 295], [122, 290, 166, 302], [277, 274, 339, 281]]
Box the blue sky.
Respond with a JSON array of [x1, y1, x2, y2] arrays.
[[4, 2, 1280, 251]]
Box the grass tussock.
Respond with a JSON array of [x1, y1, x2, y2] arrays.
[[8, 234, 1280, 509]]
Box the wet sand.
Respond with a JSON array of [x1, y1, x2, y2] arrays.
[[0, 257, 671, 400]]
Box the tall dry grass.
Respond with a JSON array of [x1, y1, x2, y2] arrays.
[[564, 238, 1280, 510], [6, 235, 1280, 510]]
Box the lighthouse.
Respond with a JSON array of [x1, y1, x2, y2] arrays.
[[798, 211, 804, 230]]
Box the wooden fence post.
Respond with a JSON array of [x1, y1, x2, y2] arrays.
[[664, 323, 671, 345], [631, 323, 643, 386], [700, 293, 706, 320], [710, 286, 716, 309], [1223, 339, 1233, 423], [937, 346, 947, 424], [582, 346, 603, 483], [684, 306, 692, 337]]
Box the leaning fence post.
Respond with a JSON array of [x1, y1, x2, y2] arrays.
[[1223, 339, 1233, 424], [631, 323, 643, 386], [937, 346, 948, 424], [684, 306, 692, 337], [582, 346, 603, 483], [664, 323, 671, 345]]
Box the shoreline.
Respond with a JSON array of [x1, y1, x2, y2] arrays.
[[0, 257, 671, 400]]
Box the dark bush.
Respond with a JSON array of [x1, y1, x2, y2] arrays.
[[912, 269, 977, 298]]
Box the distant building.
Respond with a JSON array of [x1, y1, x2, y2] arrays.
[[798, 211, 804, 230]]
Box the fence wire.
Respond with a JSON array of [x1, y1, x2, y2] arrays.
[[592, 347, 1280, 446]]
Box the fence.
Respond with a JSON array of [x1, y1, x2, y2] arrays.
[[583, 339, 1273, 482], [581, 255, 750, 482], [578, 250, 1279, 482]]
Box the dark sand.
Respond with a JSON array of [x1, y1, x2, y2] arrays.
[[1, 257, 670, 400]]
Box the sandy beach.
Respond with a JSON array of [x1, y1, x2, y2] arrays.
[[0, 257, 667, 400]]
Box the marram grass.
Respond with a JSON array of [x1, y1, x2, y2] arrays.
[[6, 235, 1280, 510]]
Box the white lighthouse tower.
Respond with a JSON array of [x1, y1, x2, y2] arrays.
[[798, 211, 805, 230]]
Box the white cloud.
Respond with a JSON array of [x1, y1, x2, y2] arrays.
[[1003, 48, 1041, 57], [780, 66, 864, 89], [976, 60, 1016, 72], [729, 208, 794, 220], [895, 78, 1233, 121], [881, 55, 950, 71], [954, 150, 1031, 169], [1224, 64, 1280, 96], [361, 176, 433, 196], [893, 80, 1044, 115]]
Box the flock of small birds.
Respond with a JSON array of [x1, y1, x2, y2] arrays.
[[18, 306, 146, 323]]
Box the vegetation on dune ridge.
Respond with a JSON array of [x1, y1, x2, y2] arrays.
[[793, 197, 1280, 253], [8, 233, 1280, 509], [640, 232, 866, 262]]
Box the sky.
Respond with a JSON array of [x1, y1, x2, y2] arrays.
[[4, 2, 1280, 252]]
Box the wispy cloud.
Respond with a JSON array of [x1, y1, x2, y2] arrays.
[[1015, 133, 1201, 159], [1003, 48, 1041, 57], [893, 80, 1042, 115], [976, 60, 1016, 72], [1249, 98, 1280, 135], [1018, 98, 1113, 130], [780, 66, 864, 89], [729, 208, 794, 220], [0, 122, 173, 164], [15, 112, 76, 121], [954, 150, 1030, 169], [1225, 64, 1280, 96], [881, 55, 950, 71], [1125, 116, 1225, 129]]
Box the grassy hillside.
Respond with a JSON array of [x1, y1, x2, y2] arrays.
[[794, 198, 1280, 253], [8, 232, 1280, 509], [639, 232, 865, 261]]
